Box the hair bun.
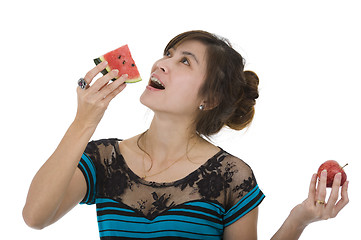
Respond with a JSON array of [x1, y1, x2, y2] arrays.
[[243, 70, 259, 100], [226, 70, 259, 131]]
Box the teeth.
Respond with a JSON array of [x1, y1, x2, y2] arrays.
[[150, 76, 165, 88]]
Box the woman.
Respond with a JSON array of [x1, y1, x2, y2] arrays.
[[23, 30, 349, 239]]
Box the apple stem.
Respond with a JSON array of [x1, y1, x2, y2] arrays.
[[341, 163, 349, 169]]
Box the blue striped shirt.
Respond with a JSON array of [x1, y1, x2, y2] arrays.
[[78, 139, 265, 239]]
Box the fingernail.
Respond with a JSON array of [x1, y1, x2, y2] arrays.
[[112, 69, 119, 74], [103, 61, 108, 65]]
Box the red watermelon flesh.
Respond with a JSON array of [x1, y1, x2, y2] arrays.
[[94, 44, 142, 83]]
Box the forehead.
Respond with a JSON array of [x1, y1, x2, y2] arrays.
[[172, 40, 207, 62]]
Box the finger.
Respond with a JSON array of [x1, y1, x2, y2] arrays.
[[316, 170, 327, 203], [91, 69, 119, 92], [83, 61, 108, 85], [99, 74, 127, 98], [326, 172, 341, 209], [308, 173, 317, 201], [98, 71, 125, 92], [335, 180, 349, 214], [103, 82, 127, 104]]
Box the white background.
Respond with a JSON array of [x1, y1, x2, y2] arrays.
[[1, 0, 360, 239]]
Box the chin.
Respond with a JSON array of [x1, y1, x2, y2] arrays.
[[139, 91, 159, 112], [139, 91, 149, 107]]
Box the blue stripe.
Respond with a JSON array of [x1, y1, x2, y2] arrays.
[[225, 193, 265, 226], [98, 217, 222, 230], [167, 208, 220, 222], [223, 185, 265, 226], [81, 153, 96, 180], [78, 161, 91, 203], [183, 201, 225, 214], [99, 228, 222, 239], [224, 184, 260, 219], [96, 198, 121, 204], [97, 214, 150, 223], [97, 206, 135, 213], [78, 153, 96, 204], [158, 215, 222, 230], [98, 218, 222, 234], [97, 213, 223, 229]]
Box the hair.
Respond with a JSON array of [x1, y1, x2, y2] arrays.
[[164, 30, 260, 137]]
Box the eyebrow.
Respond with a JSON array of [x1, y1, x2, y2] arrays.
[[170, 47, 199, 64], [182, 51, 199, 64]]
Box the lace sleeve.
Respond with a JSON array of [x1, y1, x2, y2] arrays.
[[222, 155, 265, 227], [77, 140, 103, 205], [77, 138, 122, 205]]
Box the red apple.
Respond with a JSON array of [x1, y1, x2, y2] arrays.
[[317, 160, 348, 188]]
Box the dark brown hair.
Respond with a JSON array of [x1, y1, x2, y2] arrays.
[[165, 30, 259, 137]]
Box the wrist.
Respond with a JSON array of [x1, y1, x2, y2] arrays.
[[72, 118, 98, 133], [66, 119, 98, 144], [271, 208, 307, 240], [288, 205, 309, 231]]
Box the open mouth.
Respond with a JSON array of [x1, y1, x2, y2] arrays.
[[148, 76, 165, 90]]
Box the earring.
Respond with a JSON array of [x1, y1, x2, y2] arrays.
[[199, 104, 204, 111]]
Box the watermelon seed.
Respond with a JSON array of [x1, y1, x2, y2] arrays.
[[131, 64, 135, 67], [123, 60, 126, 64], [118, 55, 121, 59]]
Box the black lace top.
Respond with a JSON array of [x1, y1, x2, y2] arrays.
[[78, 138, 265, 239]]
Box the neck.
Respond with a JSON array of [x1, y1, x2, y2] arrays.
[[140, 113, 200, 165]]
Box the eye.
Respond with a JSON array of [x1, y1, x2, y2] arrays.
[[164, 50, 171, 57], [180, 57, 190, 66]]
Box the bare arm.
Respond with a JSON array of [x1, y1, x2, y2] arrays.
[[22, 62, 127, 229], [271, 171, 349, 240], [22, 121, 95, 229]]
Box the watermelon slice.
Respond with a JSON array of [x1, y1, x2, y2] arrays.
[[94, 44, 142, 83]]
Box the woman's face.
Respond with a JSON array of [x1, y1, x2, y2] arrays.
[[140, 40, 208, 118]]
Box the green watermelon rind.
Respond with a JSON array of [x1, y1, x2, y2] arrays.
[[94, 57, 109, 76], [94, 57, 116, 81], [93, 56, 142, 83]]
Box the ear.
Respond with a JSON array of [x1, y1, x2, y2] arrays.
[[200, 100, 218, 111]]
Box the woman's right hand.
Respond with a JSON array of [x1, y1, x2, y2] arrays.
[[75, 61, 127, 128]]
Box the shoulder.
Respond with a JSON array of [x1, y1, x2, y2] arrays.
[[85, 138, 121, 151], [218, 150, 254, 179], [86, 138, 121, 148], [217, 151, 262, 208], [84, 138, 122, 163]]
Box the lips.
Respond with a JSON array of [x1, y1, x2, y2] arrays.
[[148, 75, 165, 90]]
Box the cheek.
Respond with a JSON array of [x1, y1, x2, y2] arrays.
[[173, 77, 203, 104], [180, 84, 200, 99]]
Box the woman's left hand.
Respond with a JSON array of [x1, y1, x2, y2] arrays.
[[291, 170, 349, 227]]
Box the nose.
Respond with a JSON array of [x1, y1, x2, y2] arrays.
[[155, 58, 168, 73]]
